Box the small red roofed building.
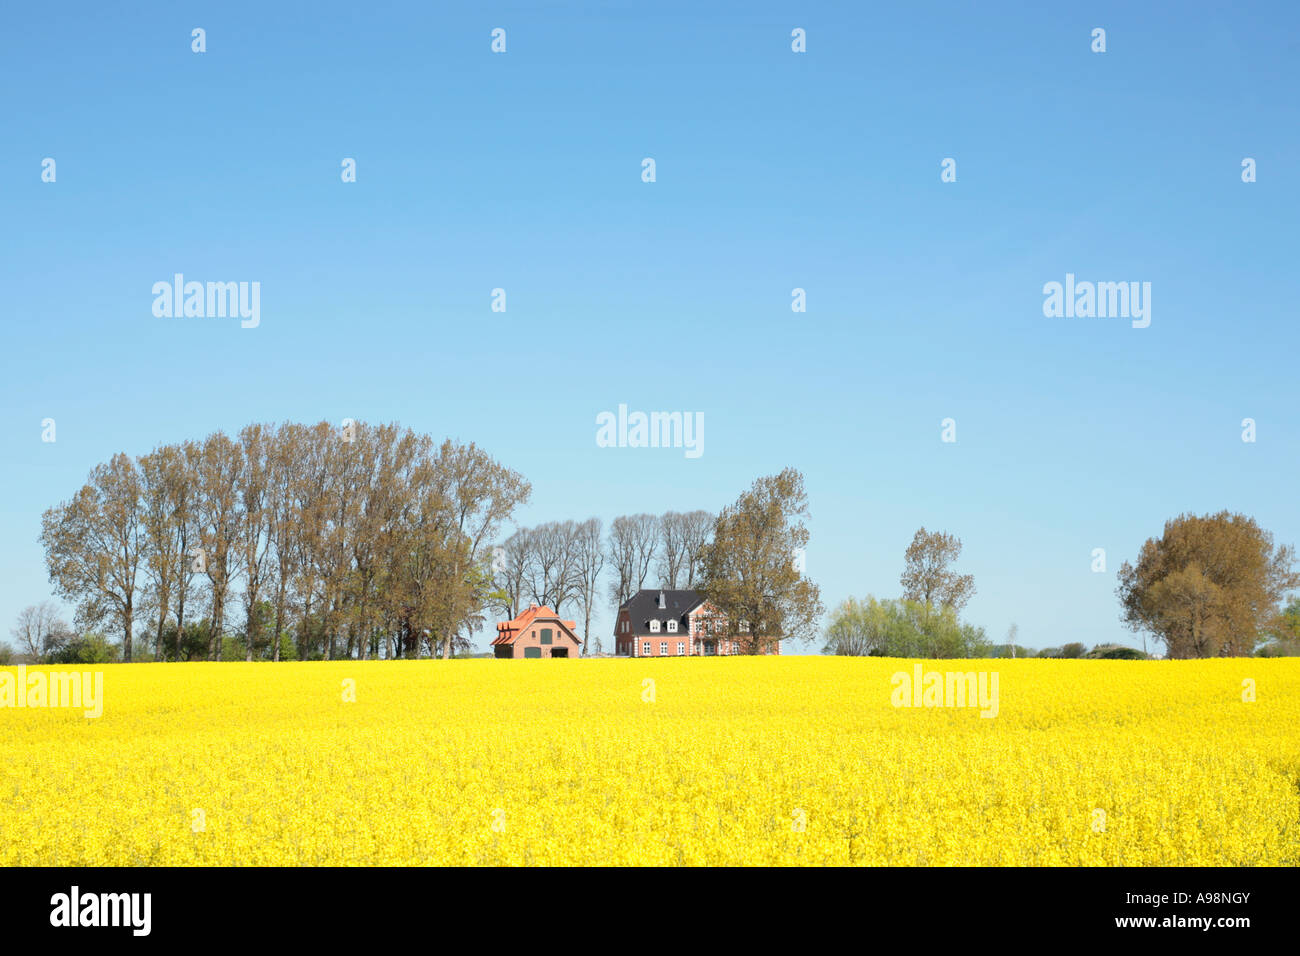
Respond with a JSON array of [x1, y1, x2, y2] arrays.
[[492, 604, 582, 658]]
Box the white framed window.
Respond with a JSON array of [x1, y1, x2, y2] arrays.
[[676, 642, 685, 656], [649, 619, 660, 633], [659, 642, 668, 655], [642, 641, 651, 655], [667, 619, 677, 633]]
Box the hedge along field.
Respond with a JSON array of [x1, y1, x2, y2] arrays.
[[1, 658, 1297, 866]]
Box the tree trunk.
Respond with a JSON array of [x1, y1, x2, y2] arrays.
[[245, 604, 255, 662], [123, 602, 134, 663], [442, 556, 460, 660], [300, 593, 311, 661], [272, 594, 284, 663], [209, 603, 221, 661], [209, 587, 226, 661], [176, 591, 185, 662]]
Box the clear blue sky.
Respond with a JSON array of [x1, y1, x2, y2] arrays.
[[2, 1, 1297, 654]]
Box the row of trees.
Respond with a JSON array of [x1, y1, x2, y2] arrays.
[[40, 426, 1287, 664], [822, 511, 1298, 659], [39, 421, 530, 662], [1033, 643, 1149, 660], [33, 419, 827, 660]]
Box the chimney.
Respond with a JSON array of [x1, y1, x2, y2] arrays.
[[658, 590, 666, 609]]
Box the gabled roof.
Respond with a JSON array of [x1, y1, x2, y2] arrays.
[[492, 605, 580, 645], [619, 589, 708, 635]]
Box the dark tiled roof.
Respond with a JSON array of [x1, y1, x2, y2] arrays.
[[619, 589, 706, 635]]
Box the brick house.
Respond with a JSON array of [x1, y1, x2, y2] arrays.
[[612, 588, 781, 657], [492, 605, 581, 658]]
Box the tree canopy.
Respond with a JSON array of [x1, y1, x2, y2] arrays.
[[700, 468, 824, 652], [899, 527, 975, 613], [39, 421, 531, 661], [1117, 511, 1299, 658]]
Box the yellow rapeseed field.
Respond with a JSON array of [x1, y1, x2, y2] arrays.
[[1, 658, 1297, 865]]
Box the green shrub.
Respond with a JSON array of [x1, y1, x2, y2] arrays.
[[45, 633, 120, 665], [1086, 644, 1150, 660], [1257, 640, 1300, 658], [824, 596, 991, 658], [274, 632, 298, 661]]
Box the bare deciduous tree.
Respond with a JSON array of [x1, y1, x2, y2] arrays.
[[194, 432, 246, 661], [139, 444, 189, 661], [572, 518, 605, 654], [170, 440, 201, 662], [237, 424, 274, 662], [607, 515, 639, 607], [492, 528, 530, 621], [659, 511, 688, 588], [40, 453, 145, 660], [265, 424, 302, 662], [630, 514, 659, 593], [681, 510, 714, 588], [525, 520, 582, 614], [607, 513, 661, 605], [430, 440, 532, 659], [9, 601, 69, 661]]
